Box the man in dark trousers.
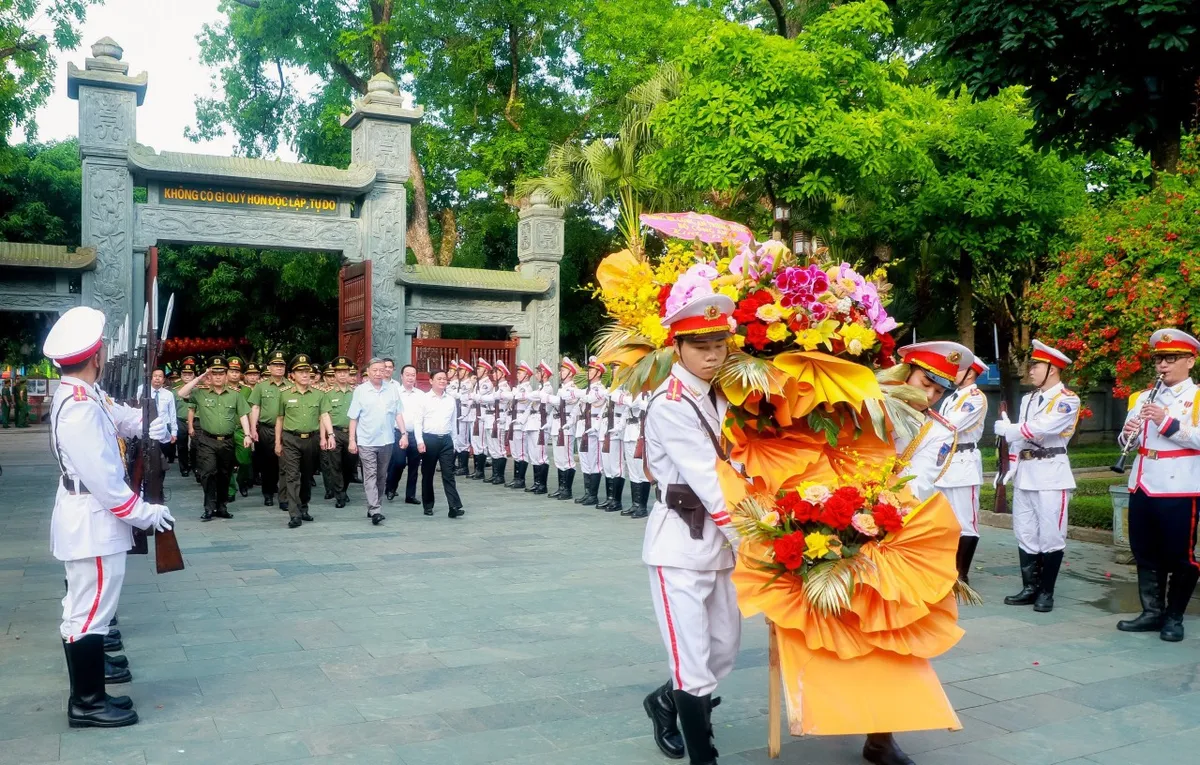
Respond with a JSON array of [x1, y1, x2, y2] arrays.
[[176, 357, 253, 522], [415, 368, 464, 518], [249, 351, 292, 509], [276, 354, 323, 528]]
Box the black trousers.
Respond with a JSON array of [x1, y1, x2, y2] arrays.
[[256, 423, 285, 501], [196, 432, 235, 513], [421, 433, 461, 512], [281, 430, 318, 518], [321, 427, 354, 497], [1129, 490, 1200, 574], [386, 433, 421, 499], [175, 423, 190, 472]]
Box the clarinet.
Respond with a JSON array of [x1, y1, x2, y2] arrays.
[[1112, 375, 1165, 474]]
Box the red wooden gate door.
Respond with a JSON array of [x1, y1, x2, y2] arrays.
[[339, 262, 371, 370]]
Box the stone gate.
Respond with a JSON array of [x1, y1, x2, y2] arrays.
[[67, 37, 562, 367]]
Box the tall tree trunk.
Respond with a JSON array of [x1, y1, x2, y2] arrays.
[[437, 207, 458, 266], [407, 152, 436, 265], [1150, 130, 1181, 184], [956, 249, 975, 351]]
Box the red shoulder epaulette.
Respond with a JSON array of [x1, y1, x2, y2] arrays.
[[665, 377, 684, 402], [1062, 388, 1076, 397], [71, 385, 89, 402], [927, 409, 954, 430]]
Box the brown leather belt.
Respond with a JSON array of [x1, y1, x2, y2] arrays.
[[287, 430, 318, 439]]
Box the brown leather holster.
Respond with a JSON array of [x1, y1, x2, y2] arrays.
[[660, 484, 706, 540]]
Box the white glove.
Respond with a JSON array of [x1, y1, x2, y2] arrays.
[[992, 417, 1011, 437], [148, 416, 171, 443], [148, 504, 175, 533]]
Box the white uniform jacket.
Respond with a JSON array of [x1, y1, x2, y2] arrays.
[[897, 410, 957, 502], [935, 384, 987, 490], [49, 377, 161, 561], [472, 379, 495, 428], [546, 381, 581, 436], [610, 388, 645, 442], [998, 382, 1080, 491], [513, 381, 541, 432], [493, 381, 514, 427], [1120, 378, 1200, 497], [459, 380, 478, 424], [574, 382, 608, 439], [642, 364, 739, 571]]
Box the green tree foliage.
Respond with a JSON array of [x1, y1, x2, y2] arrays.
[[0, 138, 81, 244], [0, 0, 98, 143], [906, 0, 1200, 173], [1029, 134, 1200, 397]]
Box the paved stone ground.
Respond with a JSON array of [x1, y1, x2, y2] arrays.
[[3, 424, 1200, 765]]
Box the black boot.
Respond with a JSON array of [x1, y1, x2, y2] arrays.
[[548, 468, 564, 499], [862, 732, 915, 765], [472, 455, 487, 480], [606, 477, 625, 513], [525, 463, 541, 492], [65, 641, 133, 713], [535, 464, 549, 494], [597, 477, 614, 510], [672, 690, 717, 764], [574, 472, 592, 503], [623, 481, 642, 516], [489, 457, 507, 485], [105, 655, 132, 684], [631, 482, 651, 518], [509, 461, 527, 490], [1161, 567, 1199, 642], [1004, 549, 1040, 606], [1118, 567, 1167, 632], [956, 536, 979, 585], [64, 635, 138, 728], [103, 633, 122, 652], [1034, 550, 1063, 613], [579, 473, 600, 506], [644, 681, 685, 759], [557, 468, 576, 501], [106, 653, 128, 669]]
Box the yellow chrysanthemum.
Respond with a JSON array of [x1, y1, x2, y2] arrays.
[[766, 321, 790, 343], [803, 532, 830, 560], [795, 319, 840, 351], [756, 302, 785, 323], [838, 323, 878, 356], [638, 315, 669, 347]]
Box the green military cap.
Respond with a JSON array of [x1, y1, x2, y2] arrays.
[[207, 355, 229, 371], [227, 356, 244, 372], [267, 350, 287, 366], [290, 353, 313, 372], [323, 362, 336, 375], [244, 361, 261, 374], [333, 355, 353, 370], [180, 355, 197, 372]]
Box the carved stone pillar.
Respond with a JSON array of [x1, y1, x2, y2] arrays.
[[342, 74, 423, 365], [68, 37, 146, 338], [517, 192, 565, 368]]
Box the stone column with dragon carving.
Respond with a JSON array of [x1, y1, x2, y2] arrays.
[[342, 74, 424, 365], [517, 192, 565, 369], [68, 37, 146, 338]]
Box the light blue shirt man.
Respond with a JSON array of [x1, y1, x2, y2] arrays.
[[348, 372, 405, 447]]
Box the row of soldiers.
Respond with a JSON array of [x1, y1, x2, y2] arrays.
[[167, 352, 361, 526], [445, 355, 655, 517], [0, 377, 32, 427]]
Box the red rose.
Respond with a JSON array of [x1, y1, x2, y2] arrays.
[[819, 497, 857, 530], [876, 332, 896, 368], [873, 502, 904, 534], [733, 290, 774, 324], [745, 322, 770, 350], [777, 492, 819, 523], [772, 531, 808, 570], [832, 486, 864, 506]]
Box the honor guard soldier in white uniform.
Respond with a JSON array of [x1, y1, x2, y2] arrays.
[[524, 361, 554, 495], [937, 356, 989, 583], [44, 307, 175, 729], [642, 293, 741, 765], [994, 340, 1081, 613], [486, 360, 513, 484], [468, 359, 493, 480], [575, 357, 610, 506], [598, 372, 629, 513], [1116, 329, 1200, 641], [508, 361, 536, 490], [547, 357, 582, 500], [621, 388, 652, 518], [452, 360, 473, 476]]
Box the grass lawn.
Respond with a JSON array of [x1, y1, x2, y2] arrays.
[[982, 475, 1125, 530]]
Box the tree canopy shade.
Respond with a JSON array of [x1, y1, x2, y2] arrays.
[[0, 0, 98, 144], [0, 139, 82, 245], [906, 0, 1200, 173]]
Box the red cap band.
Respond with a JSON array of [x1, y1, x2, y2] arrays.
[[55, 336, 104, 366]]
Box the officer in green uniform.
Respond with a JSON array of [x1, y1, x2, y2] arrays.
[[249, 351, 293, 509], [319, 357, 355, 508], [275, 354, 323, 528], [14, 376, 29, 427], [177, 357, 252, 522], [0, 378, 11, 427], [226, 356, 254, 500], [173, 358, 197, 476], [242, 362, 263, 486]]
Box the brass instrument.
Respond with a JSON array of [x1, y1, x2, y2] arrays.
[[1112, 375, 1165, 474]]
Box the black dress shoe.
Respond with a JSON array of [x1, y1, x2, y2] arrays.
[[288, 518, 302, 528], [405, 497, 420, 505], [449, 508, 465, 518], [105, 654, 128, 669], [279, 501, 289, 513], [325, 490, 335, 500], [108, 694, 133, 710], [264, 495, 275, 507], [240, 487, 249, 497], [201, 511, 214, 523], [104, 659, 132, 684], [214, 509, 233, 519], [300, 512, 314, 522], [107, 628, 121, 641], [181, 469, 190, 477], [423, 508, 434, 516], [335, 498, 347, 508], [371, 513, 385, 525], [863, 733, 915, 765], [386, 491, 397, 501]]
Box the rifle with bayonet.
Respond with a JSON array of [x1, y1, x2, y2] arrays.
[[506, 385, 517, 457], [538, 384, 547, 447]]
